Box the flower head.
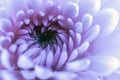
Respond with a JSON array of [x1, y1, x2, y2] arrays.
[[0, 0, 120, 80]]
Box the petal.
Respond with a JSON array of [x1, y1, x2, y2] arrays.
[[0, 36, 11, 48], [0, 70, 17, 80], [54, 71, 77, 80], [61, 1, 79, 18], [34, 65, 53, 79], [68, 49, 78, 61], [0, 0, 13, 13], [46, 50, 54, 67], [82, 13, 93, 31], [0, 18, 12, 32], [1, 50, 12, 70], [93, 8, 119, 37], [11, 0, 27, 13], [89, 55, 120, 76], [67, 18, 74, 30], [17, 43, 28, 54], [27, 0, 43, 11], [91, 30, 120, 58], [68, 36, 74, 53], [17, 55, 34, 69], [20, 70, 36, 80], [75, 22, 83, 33], [0, 7, 10, 19], [75, 33, 81, 47], [83, 25, 100, 42], [53, 47, 61, 66], [16, 10, 25, 21], [23, 47, 39, 57], [9, 44, 17, 53], [77, 41, 90, 55], [56, 50, 68, 69], [76, 71, 99, 80], [45, 0, 54, 12], [106, 71, 120, 80], [66, 58, 90, 72], [78, 0, 101, 17], [39, 50, 47, 65], [0, 0, 27, 14]]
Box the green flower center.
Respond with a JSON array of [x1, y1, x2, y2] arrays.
[[29, 23, 62, 49]]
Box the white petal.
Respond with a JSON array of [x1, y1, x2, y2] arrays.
[[54, 71, 77, 80], [1, 70, 17, 80], [89, 55, 120, 75], [66, 58, 90, 72], [0, 18, 12, 32], [57, 15, 65, 21], [75, 33, 81, 47], [20, 70, 35, 80], [67, 18, 74, 30], [0, 7, 10, 19], [61, 1, 79, 18], [82, 14, 93, 31], [68, 49, 78, 62], [83, 25, 100, 42], [9, 44, 17, 53], [17, 55, 34, 69], [77, 41, 90, 55], [46, 50, 54, 67], [38, 11, 45, 17], [56, 50, 68, 69], [93, 8, 119, 37], [24, 18, 30, 25], [75, 22, 83, 33], [78, 0, 101, 16], [34, 65, 53, 79], [1, 50, 12, 70]]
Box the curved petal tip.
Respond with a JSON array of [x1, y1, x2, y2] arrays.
[[94, 8, 119, 37], [61, 1, 79, 18]]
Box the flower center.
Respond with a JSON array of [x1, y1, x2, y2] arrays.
[[29, 22, 63, 49]]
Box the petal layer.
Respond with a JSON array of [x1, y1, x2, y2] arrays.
[[93, 8, 119, 37], [89, 55, 120, 76], [61, 1, 79, 18], [78, 0, 101, 17]]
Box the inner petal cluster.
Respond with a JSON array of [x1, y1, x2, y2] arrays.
[[29, 22, 62, 49]]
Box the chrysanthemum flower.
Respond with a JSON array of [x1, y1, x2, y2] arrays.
[[0, 0, 120, 80]]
